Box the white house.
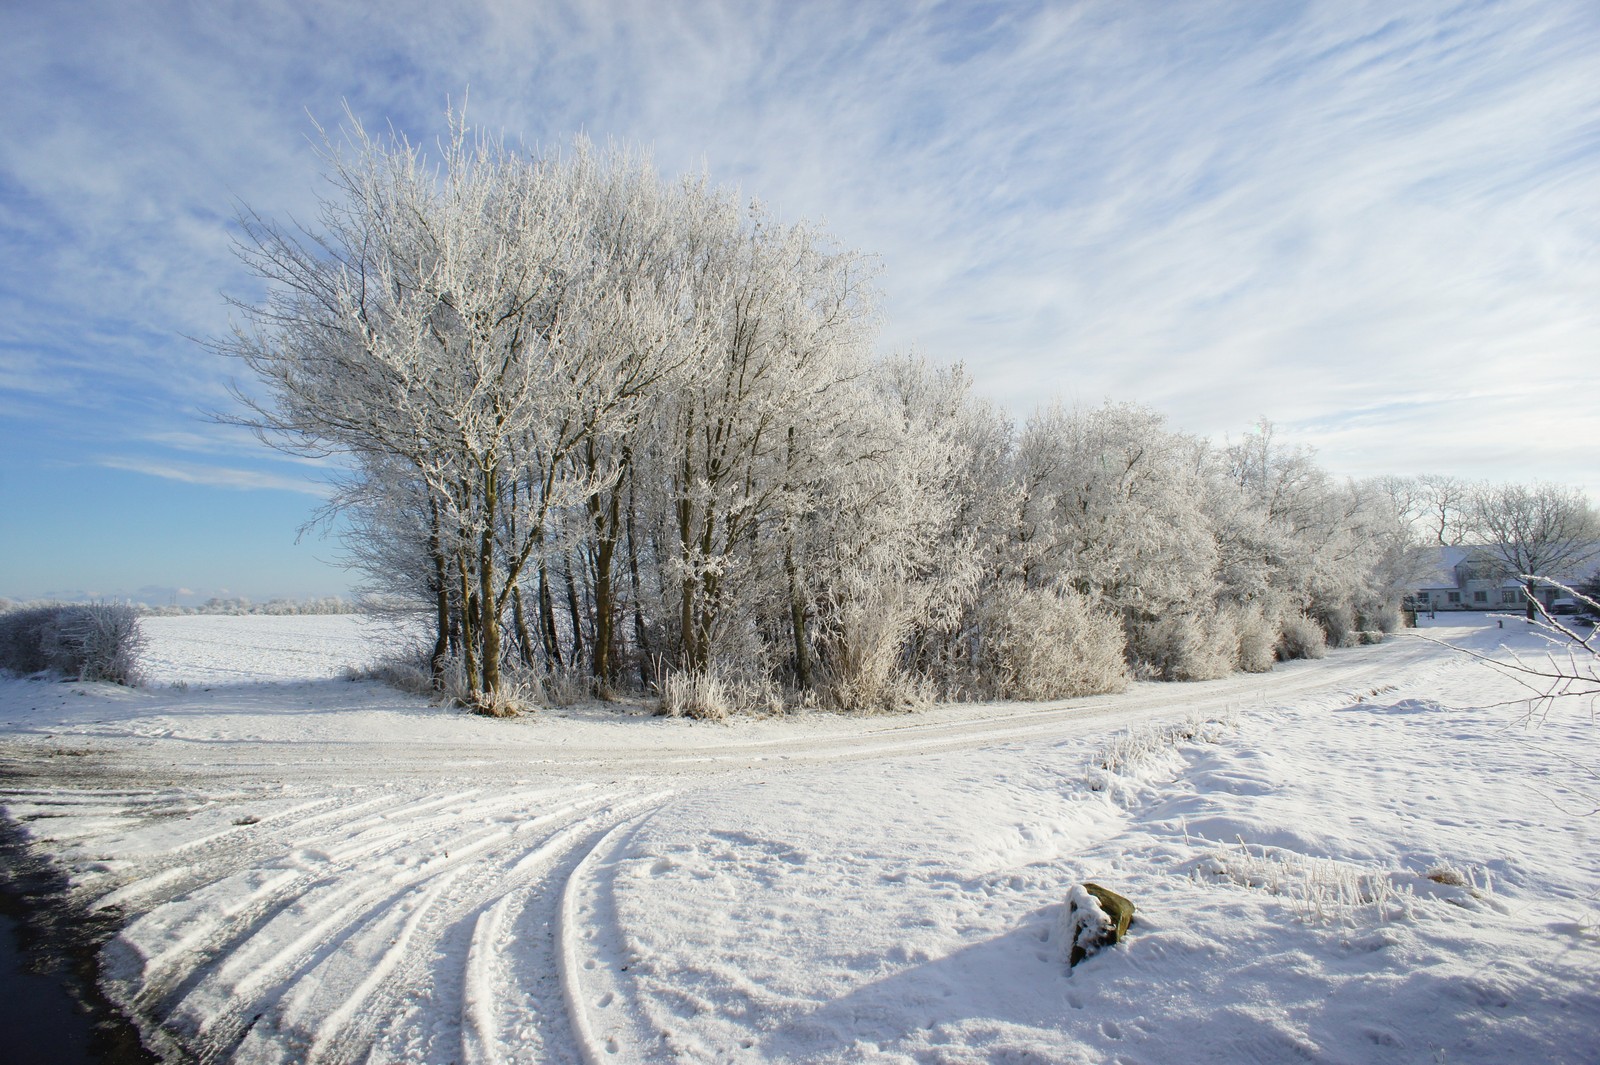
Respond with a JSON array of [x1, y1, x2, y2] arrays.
[[1411, 545, 1597, 612]]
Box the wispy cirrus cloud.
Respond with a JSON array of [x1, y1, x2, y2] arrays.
[[97, 456, 332, 498]]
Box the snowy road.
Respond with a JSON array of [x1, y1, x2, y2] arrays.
[[2, 618, 1595, 1063]]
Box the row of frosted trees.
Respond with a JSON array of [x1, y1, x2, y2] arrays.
[[227, 124, 1423, 714]]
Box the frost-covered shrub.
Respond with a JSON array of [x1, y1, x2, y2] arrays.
[[346, 647, 439, 695], [1275, 612, 1327, 661], [380, 650, 534, 716], [346, 656, 436, 694], [1364, 603, 1402, 634], [460, 660, 552, 716], [0, 605, 57, 674], [356, 641, 605, 715], [1313, 602, 1356, 648], [976, 585, 1128, 699], [0, 602, 144, 685], [816, 591, 927, 714], [1127, 610, 1236, 681], [657, 666, 766, 721], [537, 665, 592, 707], [1229, 604, 1278, 674], [1090, 714, 1234, 778], [53, 602, 145, 685], [467, 684, 533, 717]]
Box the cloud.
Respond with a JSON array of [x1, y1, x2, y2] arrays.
[[97, 456, 332, 497], [1, 0, 1597, 512], [140, 427, 339, 468]]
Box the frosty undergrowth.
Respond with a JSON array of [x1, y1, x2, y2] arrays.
[[1086, 713, 1236, 784], [1190, 842, 1416, 925]]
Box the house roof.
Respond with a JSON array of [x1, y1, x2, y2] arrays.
[[1416, 545, 1471, 590], [1414, 544, 1600, 591]]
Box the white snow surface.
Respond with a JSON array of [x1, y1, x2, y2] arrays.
[[1, 614, 1596, 1063], [136, 614, 403, 686]]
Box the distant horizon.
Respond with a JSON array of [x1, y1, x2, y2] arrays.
[[1, 585, 357, 609]]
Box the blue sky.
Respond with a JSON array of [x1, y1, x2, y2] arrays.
[[2, 0, 1597, 604]]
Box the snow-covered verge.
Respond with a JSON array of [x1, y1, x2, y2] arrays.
[[0, 615, 1596, 1062]]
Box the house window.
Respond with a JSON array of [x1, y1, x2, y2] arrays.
[[1447, 592, 1461, 604], [1501, 589, 1521, 605], [1416, 591, 1431, 602], [1473, 590, 1488, 604]]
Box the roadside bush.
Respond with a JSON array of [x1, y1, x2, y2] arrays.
[[1229, 604, 1278, 674], [352, 639, 601, 713], [0, 602, 145, 685], [816, 591, 928, 714], [1128, 609, 1236, 681], [1276, 612, 1327, 661], [536, 665, 592, 707], [346, 651, 438, 696], [0, 605, 57, 673], [657, 666, 783, 721], [977, 586, 1128, 699], [1191, 841, 1414, 925], [1364, 603, 1402, 634], [1313, 602, 1356, 648], [1089, 713, 1235, 778]]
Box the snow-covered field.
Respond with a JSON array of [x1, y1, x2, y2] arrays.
[[1, 614, 1596, 1063], [136, 614, 405, 686]]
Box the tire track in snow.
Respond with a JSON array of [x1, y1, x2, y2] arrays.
[[559, 819, 634, 1064], [117, 788, 559, 1002], [319, 788, 676, 1065], [450, 790, 675, 1065], [153, 786, 633, 1063], [99, 781, 679, 1065]]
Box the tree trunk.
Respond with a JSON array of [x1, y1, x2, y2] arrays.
[[512, 584, 536, 667], [625, 477, 652, 689], [563, 557, 584, 669], [538, 562, 562, 668], [586, 476, 624, 693], [592, 535, 617, 692], [427, 498, 451, 689], [786, 543, 812, 690], [457, 548, 479, 698], [677, 493, 699, 672], [477, 466, 502, 705]]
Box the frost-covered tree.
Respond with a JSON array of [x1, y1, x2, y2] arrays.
[[1013, 404, 1219, 677], [1469, 482, 1600, 620], [797, 356, 984, 710], [1381, 473, 1473, 546], [1222, 421, 1415, 648], [637, 192, 879, 678], [224, 118, 688, 710]]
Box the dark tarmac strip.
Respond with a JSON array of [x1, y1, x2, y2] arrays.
[[0, 816, 157, 1065]]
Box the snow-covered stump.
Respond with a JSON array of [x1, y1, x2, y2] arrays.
[[1061, 882, 1134, 967]]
